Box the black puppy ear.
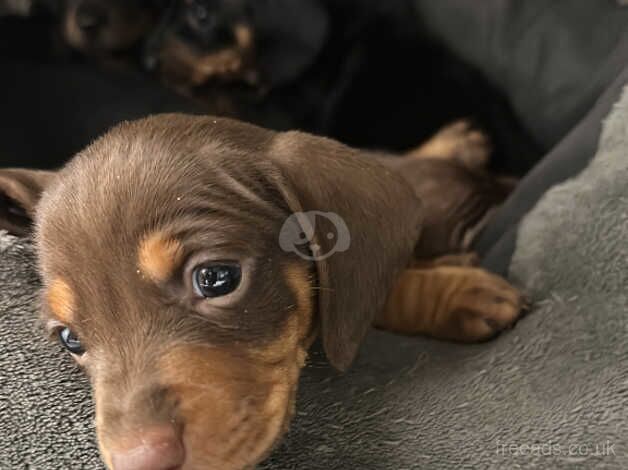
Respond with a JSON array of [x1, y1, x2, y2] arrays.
[[249, 0, 328, 86], [0, 168, 55, 236], [269, 131, 422, 371]]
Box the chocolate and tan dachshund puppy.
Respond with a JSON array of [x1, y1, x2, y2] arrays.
[[0, 115, 522, 469]]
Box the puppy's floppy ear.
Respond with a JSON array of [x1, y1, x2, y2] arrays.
[[0, 168, 55, 236], [269, 131, 422, 371], [250, 0, 328, 86]]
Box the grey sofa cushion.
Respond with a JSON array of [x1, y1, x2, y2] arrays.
[[476, 65, 628, 274], [413, 0, 628, 149]]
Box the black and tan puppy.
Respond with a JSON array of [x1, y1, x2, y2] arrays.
[[0, 115, 521, 469], [61, 0, 163, 55], [0, 0, 33, 16], [152, 0, 328, 89]]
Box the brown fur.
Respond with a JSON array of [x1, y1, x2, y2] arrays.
[[0, 115, 522, 469]]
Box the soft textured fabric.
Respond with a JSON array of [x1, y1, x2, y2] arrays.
[[476, 65, 628, 274], [2, 87, 628, 468], [0, 235, 102, 469]]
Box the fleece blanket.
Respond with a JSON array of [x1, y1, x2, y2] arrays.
[[2, 89, 628, 468]]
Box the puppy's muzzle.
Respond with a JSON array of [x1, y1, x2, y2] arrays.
[[110, 425, 184, 470]]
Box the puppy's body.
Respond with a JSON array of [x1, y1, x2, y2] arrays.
[[380, 157, 511, 258], [0, 115, 521, 469]]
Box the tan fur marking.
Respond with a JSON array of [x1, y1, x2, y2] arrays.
[[234, 24, 253, 48], [252, 264, 314, 367], [137, 233, 183, 282], [283, 263, 314, 342], [156, 346, 294, 469], [159, 24, 257, 88], [47, 278, 75, 323]]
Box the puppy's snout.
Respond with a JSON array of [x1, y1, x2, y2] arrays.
[[75, 2, 108, 32], [110, 426, 185, 470]]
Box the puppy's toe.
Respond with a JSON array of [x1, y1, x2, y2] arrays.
[[453, 274, 524, 341], [406, 119, 492, 169], [442, 120, 492, 170]]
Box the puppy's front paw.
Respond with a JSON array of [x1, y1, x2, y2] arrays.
[[376, 266, 524, 340], [445, 269, 524, 342]]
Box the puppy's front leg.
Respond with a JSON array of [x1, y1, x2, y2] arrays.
[[375, 266, 523, 341]]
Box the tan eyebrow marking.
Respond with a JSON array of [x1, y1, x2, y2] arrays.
[[137, 232, 183, 283], [47, 278, 75, 323]]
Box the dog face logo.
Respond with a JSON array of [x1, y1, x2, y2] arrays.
[[279, 211, 350, 261]]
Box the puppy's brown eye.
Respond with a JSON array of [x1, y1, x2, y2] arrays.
[[58, 327, 85, 355], [193, 263, 241, 298]]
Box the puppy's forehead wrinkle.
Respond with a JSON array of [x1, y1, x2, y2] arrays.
[[167, 187, 284, 234], [211, 160, 289, 216]]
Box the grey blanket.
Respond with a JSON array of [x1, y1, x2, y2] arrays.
[[2, 88, 628, 468]]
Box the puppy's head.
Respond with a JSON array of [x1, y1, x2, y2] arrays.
[[3, 115, 420, 469], [154, 0, 328, 89], [62, 0, 160, 54]]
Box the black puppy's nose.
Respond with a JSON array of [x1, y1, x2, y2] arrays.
[[75, 2, 108, 31]]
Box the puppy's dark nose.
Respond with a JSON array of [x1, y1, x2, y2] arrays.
[[75, 2, 108, 31], [110, 426, 185, 470]]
